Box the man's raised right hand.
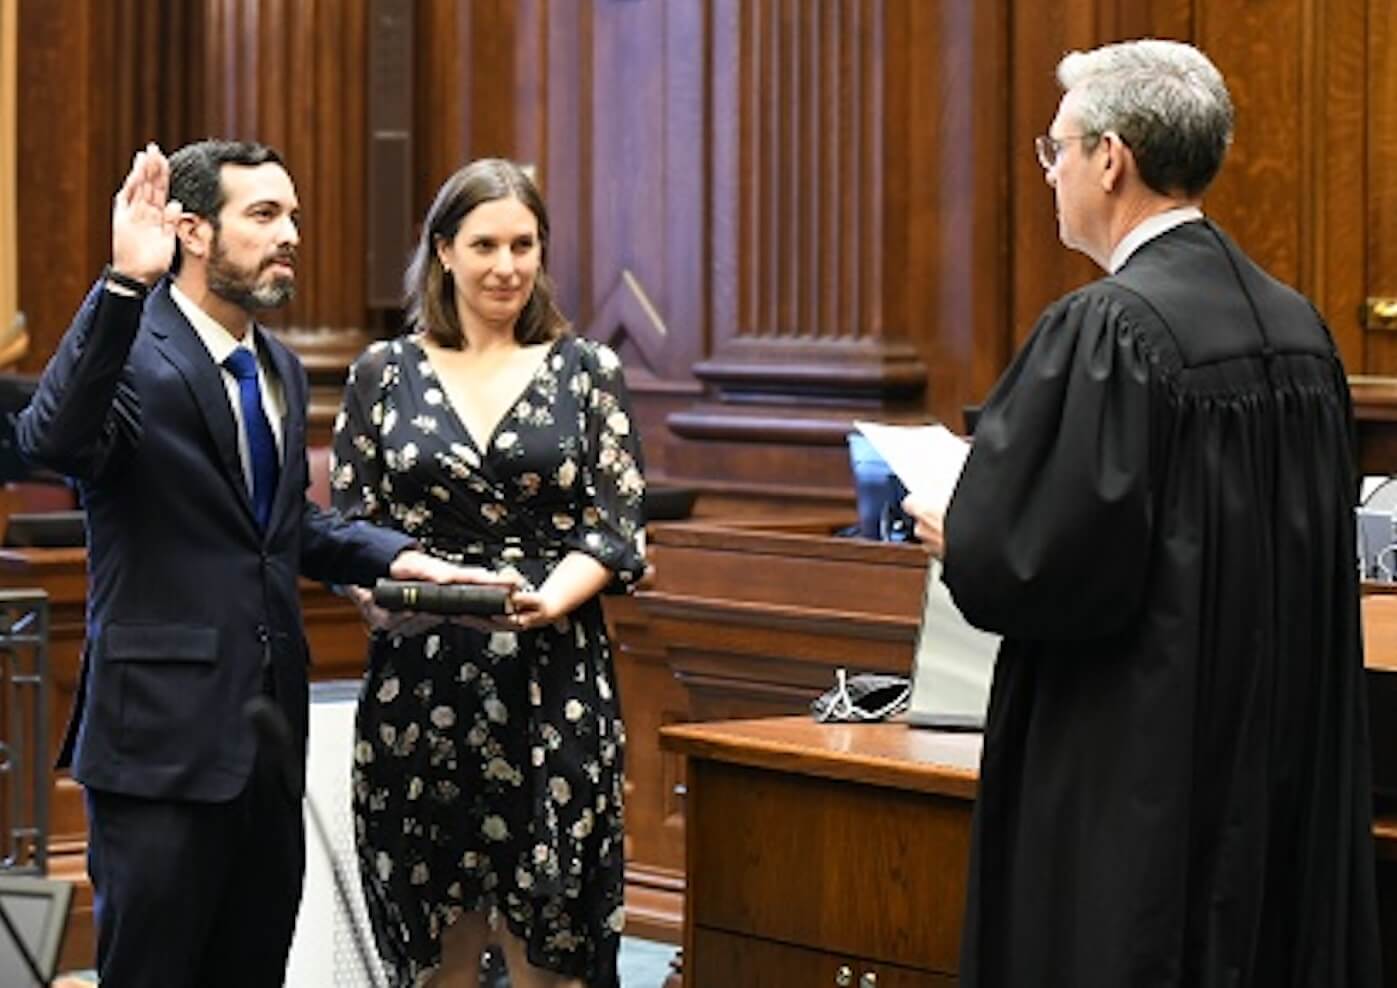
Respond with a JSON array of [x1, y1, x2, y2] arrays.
[[111, 143, 182, 287]]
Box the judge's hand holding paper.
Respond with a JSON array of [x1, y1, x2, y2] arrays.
[[851, 420, 968, 557], [853, 421, 999, 729]]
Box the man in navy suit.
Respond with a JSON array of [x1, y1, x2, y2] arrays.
[[19, 141, 512, 987]]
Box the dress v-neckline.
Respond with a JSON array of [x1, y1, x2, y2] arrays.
[[411, 336, 559, 456]]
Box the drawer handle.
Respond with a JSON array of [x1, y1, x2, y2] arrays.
[[834, 965, 853, 987], [860, 973, 878, 988]]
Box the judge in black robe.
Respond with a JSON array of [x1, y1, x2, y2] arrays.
[[909, 41, 1382, 988]]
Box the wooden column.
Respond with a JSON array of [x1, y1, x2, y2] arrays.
[[672, 0, 922, 504], [17, 0, 206, 372], [1365, 0, 1397, 374], [667, 0, 1009, 509], [539, 0, 710, 488], [200, 0, 381, 441], [694, 0, 920, 399], [1005, 0, 1371, 372], [0, 0, 21, 366]]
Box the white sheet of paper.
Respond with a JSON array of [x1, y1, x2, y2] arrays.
[[906, 558, 1000, 729], [853, 420, 970, 516]]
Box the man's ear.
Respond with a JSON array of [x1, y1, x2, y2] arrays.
[[176, 214, 212, 261], [1099, 132, 1130, 193]]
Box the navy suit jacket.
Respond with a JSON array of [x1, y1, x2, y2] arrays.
[[18, 278, 411, 802]]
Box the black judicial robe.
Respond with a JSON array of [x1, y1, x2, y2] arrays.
[[944, 220, 1382, 988]]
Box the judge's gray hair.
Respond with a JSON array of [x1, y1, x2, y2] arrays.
[[1057, 39, 1233, 198]]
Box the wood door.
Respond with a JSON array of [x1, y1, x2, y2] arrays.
[[689, 758, 970, 973], [1365, 0, 1397, 375]]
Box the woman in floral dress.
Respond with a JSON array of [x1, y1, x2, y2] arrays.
[[331, 159, 646, 988]]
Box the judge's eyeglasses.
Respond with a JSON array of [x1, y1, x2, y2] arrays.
[[1034, 133, 1096, 170]]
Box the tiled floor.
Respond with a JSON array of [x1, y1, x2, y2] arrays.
[[59, 936, 677, 986]]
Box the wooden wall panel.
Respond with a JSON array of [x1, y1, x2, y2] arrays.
[[1312, 0, 1367, 367], [0, 0, 14, 364], [1200, 5, 1305, 287], [1008, 2, 1101, 345], [546, 0, 707, 482], [725, 0, 883, 347], [415, 0, 467, 210], [539, 1, 587, 347], [1005, 0, 1372, 379], [700, 0, 928, 393], [676, 0, 1019, 507], [584, 0, 692, 365], [202, 1, 371, 336], [17, 0, 206, 373], [12, 2, 1397, 489], [883, 0, 1010, 423], [197, 0, 380, 437], [1007, 2, 1196, 351], [1367, 0, 1397, 374], [18, 0, 378, 430], [17, 0, 1397, 473]]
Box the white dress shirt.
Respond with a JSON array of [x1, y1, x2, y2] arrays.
[[169, 284, 286, 495], [1108, 206, 1205, 274]]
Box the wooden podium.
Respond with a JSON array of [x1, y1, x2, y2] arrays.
[[614, 518, 931, 943], [627, 524, 1397, 984], [662, 718, 975, 987], [661, 716, 1397, 988]]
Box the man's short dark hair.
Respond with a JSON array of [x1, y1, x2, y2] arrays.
[[167, 140, 286, 274]]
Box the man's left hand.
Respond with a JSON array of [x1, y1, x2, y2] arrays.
[[902, 493, 946, 558]]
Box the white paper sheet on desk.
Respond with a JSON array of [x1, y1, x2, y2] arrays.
[[906, 558, 1000, 730], [853, 421, 970, 516]]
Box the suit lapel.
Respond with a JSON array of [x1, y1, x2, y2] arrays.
[[258, 325, 304, 535], [144, 284, 260, 531]]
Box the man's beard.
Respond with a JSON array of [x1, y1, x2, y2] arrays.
[[207, 237, 296, 311]]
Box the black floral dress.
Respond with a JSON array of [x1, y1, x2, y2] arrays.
[[330, 334, 646, 988]]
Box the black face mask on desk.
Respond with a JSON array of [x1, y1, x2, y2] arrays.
[[810, 668, 911, 724]]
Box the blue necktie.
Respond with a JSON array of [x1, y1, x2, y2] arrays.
[[223, 348, 280, 530]]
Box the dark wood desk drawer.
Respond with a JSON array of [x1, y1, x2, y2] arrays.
[[692, 927, 955, 987], [689, 757, 970, 973]]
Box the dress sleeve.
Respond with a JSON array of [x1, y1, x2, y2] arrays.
[[942, 289, 1157, 640], [567, 340, 648, 590], [330, 343, 394, 525]]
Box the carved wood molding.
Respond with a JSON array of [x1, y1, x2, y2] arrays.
[[702, 0, 937, 415], [585, 268, 670, 372], [667, 405, 857, 446], [642, 593, 920, 641], [693, 340, 926, 403]]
